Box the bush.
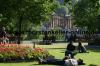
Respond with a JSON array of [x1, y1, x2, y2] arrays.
[[32, 47, 50, 60], [0, 44, 50, 62]]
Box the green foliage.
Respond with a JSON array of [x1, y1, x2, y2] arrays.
[[0, 0, 58, 44], [64, 0, 70, 3], [73, 0, 100, 32], [0, 0, 57, 31], [96, 15, 100, 32]]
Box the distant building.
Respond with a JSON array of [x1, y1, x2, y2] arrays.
[[41, 14, 74, 31], [50, 14, 73, 30], [41, 0, 75, 31]]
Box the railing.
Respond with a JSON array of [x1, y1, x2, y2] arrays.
[[0, 30, 97, 44]]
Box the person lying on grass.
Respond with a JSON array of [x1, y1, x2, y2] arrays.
[[38, 55, 85, 66]]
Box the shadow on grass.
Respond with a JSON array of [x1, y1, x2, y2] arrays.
[[0, 60, 35, 63], [86, 45, 100, 52], [46, 48, 65, 49], [88, 64, 98, 66], [89, 49, 100, 52], [33, 64, 61, 66]]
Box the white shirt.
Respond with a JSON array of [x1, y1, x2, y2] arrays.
[[64, 59, 71, 66], [70, 59, 78, 66], [64, 59, 78, 66]]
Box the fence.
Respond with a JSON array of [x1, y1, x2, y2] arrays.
[[22, 30, 93, 41], [0, 30, 96, 44]]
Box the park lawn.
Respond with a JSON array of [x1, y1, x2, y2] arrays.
[[0, 44, 100, 66], [76, 51, 100, 66]]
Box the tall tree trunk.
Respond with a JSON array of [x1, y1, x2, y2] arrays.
[[17, 15, 23, 44]]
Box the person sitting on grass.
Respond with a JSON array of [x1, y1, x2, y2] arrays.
[[77, 41, 87, 53], [65, 41, 77, 58]]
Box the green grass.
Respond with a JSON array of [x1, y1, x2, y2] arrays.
[[76, 51, 100, 66], [0, 44, 100, 66]]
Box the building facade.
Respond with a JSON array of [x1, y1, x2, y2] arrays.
[[49, 15, 73, 30]]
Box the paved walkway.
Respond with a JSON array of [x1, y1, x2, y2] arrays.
[[22, 40, 88, 44], [21, 40, 100, 50]]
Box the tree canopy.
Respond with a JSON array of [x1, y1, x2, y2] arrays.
[[73, 0, 100, 32], [0, 0, 57, 44], [0, 0, 57, 31]]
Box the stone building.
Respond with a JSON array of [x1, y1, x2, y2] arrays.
[[50, 14, 73, 30]]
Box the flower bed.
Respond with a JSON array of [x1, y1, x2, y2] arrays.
[[0, 44, 50, 62]]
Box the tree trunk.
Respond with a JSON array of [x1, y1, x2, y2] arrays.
[[17, 15, 23, 44]]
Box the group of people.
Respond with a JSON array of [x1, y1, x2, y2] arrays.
[[64, 41, 87, 66], [43, 35, 56, 44], [0, 27, 9, 44], [43, 31, 56, 44], [65, 31, 76, 42], [0, 27, 20, 44], [65, 41, 87, 57], [38, 41, 87, 66], [38, 30, 87, 66], [65, 31, 87, 53]]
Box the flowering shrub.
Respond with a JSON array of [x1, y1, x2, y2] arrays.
[[0, 44, 50, 62], [32, 47, 50, 60]]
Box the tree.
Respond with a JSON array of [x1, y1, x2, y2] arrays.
[[73, 0, 100, 33], [64, 0, 78, 15], [0, 0, 57, 44]]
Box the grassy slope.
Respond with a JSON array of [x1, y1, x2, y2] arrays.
[[0, 44, 100, 66]]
